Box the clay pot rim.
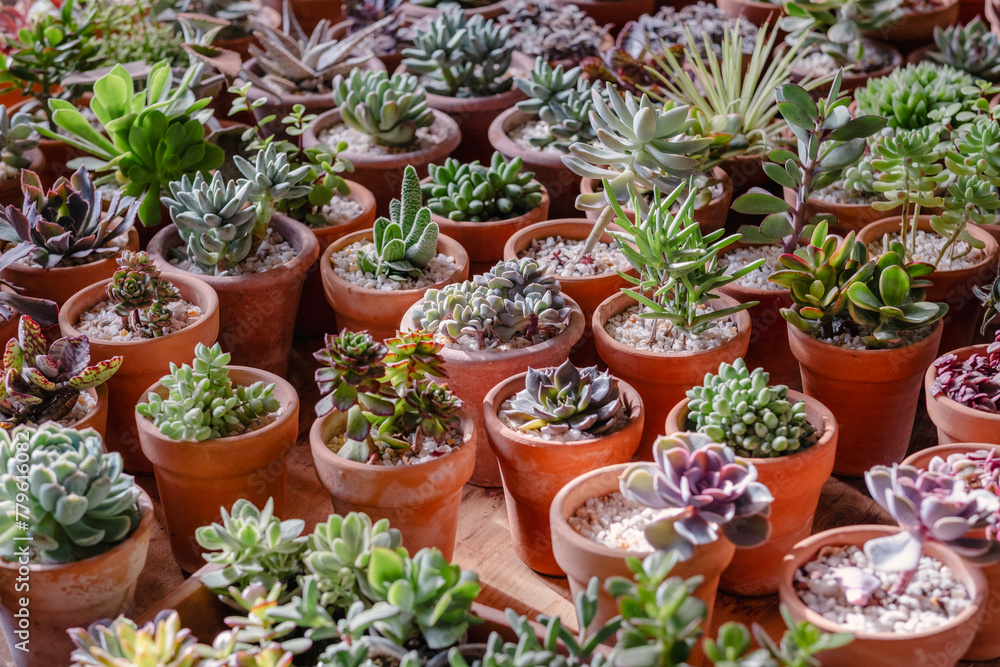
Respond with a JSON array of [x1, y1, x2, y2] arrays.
[[420, 176, 551, 231], [786, 317, 944, 357], [483, 370, 645, 450], [393, 52, 532, 112], [903, 442, 1000, 469], [592, 290, 753, 361], [241, 57, 384, 105], [580, 166, 732, 214], [860, 215, 1000, 279], [308, 178, 377, 232], [398, 0, 512, 20], [0, 227, 139, 277], [0, 488, 153, 572], [488, 108, 570, 169], [896, 0, 958, 18], [320, 230, 470, 299], [57, 273, 220, 349], [719, 241, 793, 297], [924, 344, 1000, 423], [778, 524, 987, 640]]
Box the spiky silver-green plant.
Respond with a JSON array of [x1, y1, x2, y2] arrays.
[[0, 106, 38, 170], [515, 59, 602, 151], [331, 70, 434, 149], [930, 19, 1000, 82]]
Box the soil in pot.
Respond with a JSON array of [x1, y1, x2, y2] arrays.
[[924, 343, 1000, 445]]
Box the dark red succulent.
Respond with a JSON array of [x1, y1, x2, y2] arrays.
[[931, 332, 1000, 413]]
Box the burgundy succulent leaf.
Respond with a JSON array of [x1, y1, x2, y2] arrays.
[[931, 332, 1000, 414]]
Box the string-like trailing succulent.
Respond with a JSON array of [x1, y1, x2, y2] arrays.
[[683, 359, 816, 458], [401, 10, 514, 98], [68, 610, 201, 667], [502, 361, 625, 439], [0, 166, 137, 270], [136, 343, 281, 442], [422, 153, 544, 222], [0, 316, 122, 428], [0, 105, 38, 169], [780, 0, 902, 67], [498, 0, 609, 66], [620, 432, 774, 561], [930, 332, 1000, 413], [514, 59, 602, 151], [929, 19, 1000, 82], [0, 424, 142, 563], [107, 251, 182, 338], [331, 70, 434, 149]]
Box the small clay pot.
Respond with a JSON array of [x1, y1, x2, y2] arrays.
[[593, 291, 752, 458], [212, 7, 280, 59], [0, 150, 45, 207], [483, 371, 645, 574], [302, 108, 462, 218], [148, 215, 320, 376], [399, 0, 512, 22], [550, 0, 655, 30], [289, 0, 344, 33], [58, 274, 221, 473], [857, 215, 1000, 353], [924, 345, 1000, 445], [789, 40, 903, 96], [399, 296, 587, 487], [488, 108, 585, 219], [778, 525, 986, 667], [716, 0, 783, 25], [0, 491, 153, 667], [320, 230, 470, 341], [868, 0, 959, 49], [137, 367, 299, 573], [786, 321, 943, 477], [309, 407, 476, 560], [295, 179, 378, 337], [665, 393, 838, 596], [719, 153, 770, 193]]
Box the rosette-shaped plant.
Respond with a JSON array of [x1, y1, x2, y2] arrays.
[[106, 250, 181, 337], [234, 144, 313, 243], [930, 332, 1000, 413], [331, 70, 434, 149], [0, 316, 122, 427], [412, 281, 501, 349], [503, 360, 623, 438], [620, 432, 774, 560], [854, 62, 985, 131], [0, 166, 137, 270], [313, 330, 388, 416], [514, 59, 601, 151], [422, 153, 544, 222], [399, 380, 462, 440], [930, 19, 1000, 81], [0, 105, 38, 169], [68, 610, 200, 667], [382, 331, 446, 389], [0, 424, 142, 563]]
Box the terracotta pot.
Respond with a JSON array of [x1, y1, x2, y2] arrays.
[[778, 525, 986, 667], [400, 297, 586, 487], [289, 0, 344, 33], [320, 230, 470, 341], [905, 44, 934, 67], [67, 384, 110, 437], [484, 372, 644, 574], [302, 108, 462, 218], [787, 321, 942, 476], [903, 443, 1000, 662], [719, 153, 769, 193], [959, 0, 984, 23], [550, 0, 655, 30], [789, 40, 902, 96], [782, 186, 885, 235], [425, 180, 550, 275], [137, 367, 299, 573], [0, 150, 45, 207], [399, 0, 512, 22], [858, 216, 1000, 353], [549, 463, 736, 657], [296, 180, 378, 337], [593, 291, 752, 458], [924, 345, 1000, 445], [717, 0, 783, 25], [212, 7, 280, 59], [488, 109, 584, 219], [147, 215, 319, 376], [0, 491, 153, 667], [309, 407, 476, 560], [58, 275, 220, 474], [869, 0, 959, 48], [665, 393, 838, 596]]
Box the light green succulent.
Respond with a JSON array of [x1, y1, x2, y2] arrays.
[[331, 70, 434, 149], [234, 144, 313, 243], [930, 19, 1000, 82], [514, 59, 602, 151], [0, 106, 38, 170], [422, 153, 544, 222], [68, 610, 201, 667]]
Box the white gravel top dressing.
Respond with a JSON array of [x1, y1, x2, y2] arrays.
[[720, 244, 785, 291], [20, 390, 96, 428], [866, 230, 986, 271], [815, 322, 931, 350], [814, 181, 882, 205], [569, 491, 675, 551], [795, 544, 972, 634], [519, 236, 631, 278], [318, 195, 365, 226], [171, 229, 295, 276], [11, 232, 129, 269], [75, 299, 204, 341], [326, 426, 462, 466], [0, 162, 17, 182], [331, 240, 458, 290], [605, 304, 738, 353], [320, 123, 445, 156], [507, 118, 567, 155], [793, 47, 888, 77]]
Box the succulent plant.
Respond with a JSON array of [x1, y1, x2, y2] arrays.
[[929, 19, 1000, 82], [93, 1, 187, 71], [0, 166, 138, 270], [979, 275, 1000, 336], [313, 330, 389, 416], [234, 144, 313, 244], [929, 332, 1000, 413], [341, 0, 409, 57], [68, 610, 201, 667], [636, 2, 757, 58], [357, 165, 439, 281], [684, 359, 816, 458], [331, 70, 434, 149], [382, 330, 447, 389], [0, 424, 142, 563], [502, 361, 624, 438], [926, 447, 1000, 494], [107, 250, 182, 338], [162, 171, 257, 275], [514, 59, 603, 151], [136, 343, 281, 442], [422, 153, 544, 222], [498, 0, 609, 66], [0, 105, 38, 169], [0, 316, 122, 428], [619, 432, 774, 561], [401, 10, 514, 98], [780, 0, 902, 67]]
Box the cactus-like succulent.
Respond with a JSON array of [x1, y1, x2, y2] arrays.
[[331, 70, 434, 149], [106, 250, 182, 338], [356, 165, 439, 281], [929, 19, 1000, 81], [162, 171, 257, 275], [0, 424, 142, 563], [514, 59, 603, 151], [0, 105, 38, 170], [620, 432, 774, 560], [422, 153, 544, 222], [68, 610, 201, 667], [502, 360, 624, 439], [0, 166, 137, 270], [684, 359, 816, 458], [0, 316, 122, 428], [136, 343, 281, 442]]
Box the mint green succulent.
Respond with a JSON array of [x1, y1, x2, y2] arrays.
[[0, 106, 38, 169], [514, 59, 602, 151], [234, 144, 313, 243], [331, 70, 434, 149], [422, 153, 544, 222]]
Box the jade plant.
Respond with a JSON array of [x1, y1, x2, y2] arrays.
[[107, 250, 182, 338], [780, 0, 902, 69], [0, 105, 38, 170], [0, 315, 122, 428], [683, 359, 817, 458], [620, 432, 774, 561], [422, 153, 544, 222], [136, 342, 280, 442], [68, 610, 202, 667], [929, 332, 1000, 413], [0, 424, 143, 563], [514, 59, 603, 151], [929, 19, 1000, 81], [331, 70, 434, 149]]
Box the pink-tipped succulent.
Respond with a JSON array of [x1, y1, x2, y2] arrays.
[[0, 316, 122, 427], [831, 567, 882, 606], [930, 331, 1000, 414], [619, 432, 774, 561]]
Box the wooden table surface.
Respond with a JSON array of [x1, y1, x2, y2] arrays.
[[2, 334, 996, 666]]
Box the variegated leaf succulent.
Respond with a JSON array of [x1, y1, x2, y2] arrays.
[[930, 332, 1000, 414], [106, 250, 182, 338], [68, 610, 201, 667]]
